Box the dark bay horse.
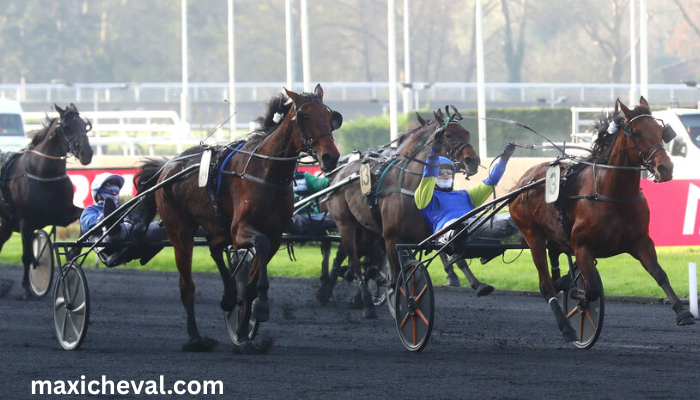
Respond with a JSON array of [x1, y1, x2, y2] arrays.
[[135, 85, 340, 353], [510, 97, 695, 342], [325, 108, 480, 318], [0, 103, 93, 299]]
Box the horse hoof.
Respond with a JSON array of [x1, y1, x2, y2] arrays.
[[16, 291, 37, 301], [181, 337, 218, 352], [315, 286, 331, 305], [251, 298, 270, 323], [232, 337, 275, 355], [363, 305, 378, 319], [476, 283, 494, 297], [562, 327, 577, 343], [554, 275, 573, 293], [446, 273, 460, 287], [348, 291, 363, 310], [676, 310, 696, 326]]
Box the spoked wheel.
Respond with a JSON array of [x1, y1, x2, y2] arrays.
[[563, 264, 604, 349], [368, 256, 391, 307], [29, 229, 54, 298], [394, 259, 434, 352], [223, 249, 259, 345], [53, 262, 89, 350]]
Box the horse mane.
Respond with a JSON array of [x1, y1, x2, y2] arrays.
[[585, 103, 651, 163], [29, 117, 58, 148], [247, 91, 320, 143], [399, 120, 435, 156]]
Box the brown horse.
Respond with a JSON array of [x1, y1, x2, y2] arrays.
[[326, 108, 480, 318], [135, 85, 340, 353], [510, 97, 695, 342], [0, 104, 93, 299]]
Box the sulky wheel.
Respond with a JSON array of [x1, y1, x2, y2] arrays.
[[29, 229, 54, 298], [53, 262, 89, 350], [563, 264, 604, 349], [224, 249, 259, 345], [394, 259, 434, 352]]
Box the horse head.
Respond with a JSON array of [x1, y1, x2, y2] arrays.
[[432, 106, 480, 176], [55, 103, 93, 165], [283, 84, 341, 173], [616, 97, 673, 182]]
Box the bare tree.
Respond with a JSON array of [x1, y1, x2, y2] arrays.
[[572, 0, 630, 83], [500, 0, 528, 82]]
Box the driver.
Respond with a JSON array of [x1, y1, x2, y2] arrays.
[[415, 130, 519, 235], [80, 173, 169, 266], [414, 133, 522, 291]]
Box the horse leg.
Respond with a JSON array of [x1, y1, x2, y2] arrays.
[[209, 243, 237, 312], [18, 222, 36, 300], [0, 218, 12, 253], [343, 232, 376, 318], [630, 237, 696, 326], [173, 236, 217, 352], [315, 239, 334, 304], [439, 253, 461, 287], [235, 226, 271, 323], [529, 234, 576, 342], [549, 249, 573, 292]]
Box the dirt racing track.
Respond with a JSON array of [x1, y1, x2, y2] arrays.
[[0, 263, 698, 400]]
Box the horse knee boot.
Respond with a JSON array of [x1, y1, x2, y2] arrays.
[[252, 298, 270, 322]]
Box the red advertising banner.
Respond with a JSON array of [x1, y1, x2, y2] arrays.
[[68, 169, 700, 246], [641, 179, 700, 246], [68, 168, 138, 209]]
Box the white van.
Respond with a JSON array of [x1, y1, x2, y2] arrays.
[[0, 99, 29, 152], [652, 108, 700, 180]]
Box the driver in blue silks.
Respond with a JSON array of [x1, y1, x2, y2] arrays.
[[80, 173, 167, 242], [414, 131, 523, 288]]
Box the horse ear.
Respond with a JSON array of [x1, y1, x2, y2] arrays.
[[55, 104, 65, 116], [433, 111, 444, 126], [415, 112, 427, 127], [283, 87, 300, 106], [314, 84, 324, 102], [69, 103, 77, 111], [639, 96, 649, 108], [618, 98, 631, 118]]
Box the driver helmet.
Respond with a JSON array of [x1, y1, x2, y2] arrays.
[[436, 156, 455, 191], [91, 173, 125, 203]]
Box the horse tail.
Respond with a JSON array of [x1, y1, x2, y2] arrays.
[[133, 157, 168, 225]]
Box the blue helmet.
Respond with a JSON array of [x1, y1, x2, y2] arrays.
[[438, 156, 454, 171]]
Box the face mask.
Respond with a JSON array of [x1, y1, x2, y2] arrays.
[[436, 178, 453, 189]]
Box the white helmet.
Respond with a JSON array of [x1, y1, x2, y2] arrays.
[[91, 173, 125, 203]]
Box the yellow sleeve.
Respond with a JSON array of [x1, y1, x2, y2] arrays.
[[466, 182, 495, 207]]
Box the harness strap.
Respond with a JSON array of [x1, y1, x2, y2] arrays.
[[25, 173, 70, 182], [567, 193, 645, 204]]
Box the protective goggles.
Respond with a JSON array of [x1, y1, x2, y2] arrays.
[[438, 168, 455, 177], [100, 184, 121, 197]]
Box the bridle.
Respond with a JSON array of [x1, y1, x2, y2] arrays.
[[618, 113, 675, 170], [291, 95, 342, 156], [50, 110, 91, 159]]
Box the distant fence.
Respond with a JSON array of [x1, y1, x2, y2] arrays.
[[23, 110, 231, 156], [3, 81, 700, 106]]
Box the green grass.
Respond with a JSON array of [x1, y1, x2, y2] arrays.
[[2, 234, 699, 298]]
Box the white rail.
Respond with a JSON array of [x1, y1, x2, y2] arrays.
[[3, 82, 699, 105], [22, 110, 214, 156]]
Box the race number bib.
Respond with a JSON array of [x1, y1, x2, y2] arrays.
[[360, 162, 372, 196], [198, 149, 212, 188], [545, 165, 560, 204]]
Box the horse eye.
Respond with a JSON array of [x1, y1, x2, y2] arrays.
[[301, 114, 309, 120]]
